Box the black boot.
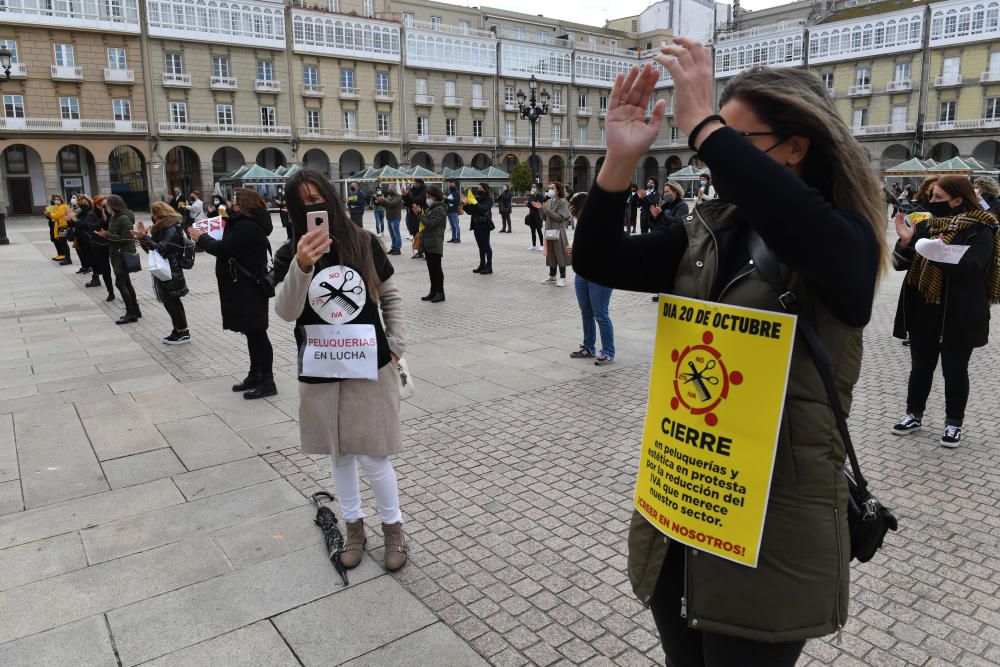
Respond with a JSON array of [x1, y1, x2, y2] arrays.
[[420, 292, 435, 301], [85, 278, 101, 287], [480, 262, 493, 275], [472, 263, 485, 274], [105, 292, 115, 302], [430, 293, 446, 303], [244, 374, 277, 399], [115, 313, 138, 325], [232, 369, 258, 392]]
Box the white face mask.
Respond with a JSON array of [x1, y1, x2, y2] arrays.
[[70, 197, 77, 205], [548, 188, 557, 198], [974, 188, 981, 196]]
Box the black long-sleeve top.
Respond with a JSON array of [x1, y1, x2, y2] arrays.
[[572, 127, 880, 328]]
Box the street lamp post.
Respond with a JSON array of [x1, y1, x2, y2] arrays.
[[516, 75, 550, 186], [0, 46, 11, 82]]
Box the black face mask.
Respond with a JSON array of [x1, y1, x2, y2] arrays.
[[925, 201, 953, 218]]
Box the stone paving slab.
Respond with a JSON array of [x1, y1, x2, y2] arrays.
[[155, 413, 256, 470], [0, 615, 117, 667], [272, 575, 439, 665], [340, 622, 490, 667], [140, 620, 300, 667], [171, 456, 279, 501], [0, 480, 21, 516], [209, 504, 322, 570], [106, 545, 384, 666], [82, 407, 170, 461], [100, 448, 187, 490], [0, 532, 87, 592]]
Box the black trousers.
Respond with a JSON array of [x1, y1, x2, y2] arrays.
[[115, 271, 140, 316], [405, 211, 419, 236], [530, 225, 544, 246], [90, 242, 114, 295], [75, 233, 93, 269], [349, 212, 364, 228], [640, 211, 652, 234], [246, 330, 273, 377], [650, 545, 805, 667], [425, 252, 444, 295], [474, 228, 492, 264], [906, 333, 974, 426], [500, 210, 511, 231], [160, 288, 188, 331]]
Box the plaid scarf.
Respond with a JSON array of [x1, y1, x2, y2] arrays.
[[906, 209, 1000, 305]]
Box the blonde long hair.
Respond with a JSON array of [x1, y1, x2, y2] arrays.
[[720, 67, 888, 277]]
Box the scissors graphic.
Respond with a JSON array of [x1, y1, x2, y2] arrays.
[[316, 269, 365, 315], [680, 360, 720, 402]]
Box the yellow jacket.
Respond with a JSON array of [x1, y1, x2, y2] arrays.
[[45, 203, 71, 239]]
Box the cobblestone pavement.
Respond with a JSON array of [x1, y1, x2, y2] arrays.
[[9, 211, 1000, 666]]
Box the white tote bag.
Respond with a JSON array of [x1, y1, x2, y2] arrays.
[[148, 249, 172, 281], [396, 357, 416, 400]]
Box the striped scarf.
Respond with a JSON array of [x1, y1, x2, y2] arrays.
[[906, 209, 1000, 305]]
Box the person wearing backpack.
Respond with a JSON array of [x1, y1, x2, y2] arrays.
[[132, 202, 191, 344]]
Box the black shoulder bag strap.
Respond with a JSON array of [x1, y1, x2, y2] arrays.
[[747, 230, 874, 510]]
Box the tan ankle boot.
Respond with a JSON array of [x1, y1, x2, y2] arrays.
[[381, 522, 408, 571], [341, 519, 366, 569]]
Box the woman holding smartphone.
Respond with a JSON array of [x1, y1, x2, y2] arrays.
[[275, 167, 409, 573]]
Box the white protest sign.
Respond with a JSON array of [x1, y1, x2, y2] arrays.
[[915, 237, 970, 265], [191, 216, 226, 240], [301, 323, 378, 380]]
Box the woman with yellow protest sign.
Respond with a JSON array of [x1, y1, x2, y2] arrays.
[[573, 38, 885, 665]]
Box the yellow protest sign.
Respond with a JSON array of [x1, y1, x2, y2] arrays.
[[634, 294, 797, 567], [466, 188, 478, 205]]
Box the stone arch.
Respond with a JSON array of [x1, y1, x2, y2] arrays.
[[880, 144, 910, 173], [665, 155, 683, 176], [338, 149, 365, 178], [165, 146, 202, 196], [256, 147, 286, 170], [212, 146, 245, 184], [442, 152, 463, 170], [548, 155, 565, 184], [973, 140, 1000, 169], [2, 144, 45, 215], [109, 145, 149, 211], [471, 153, 492, 171], [303, 149, 331, 178], [374, 150, 399, 168], [573, 156, 590, 191], [410, 151, 434, 171], [165, 146, 201, 196], [502, 153, 518, 173], [929, 141, 959, 162], [56, 144, 99, 199], [642, 156, 660, 185]]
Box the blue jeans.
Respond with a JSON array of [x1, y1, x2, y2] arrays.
[[574, 275, 614, 358], [374, 210, 385, 234], [448, 211, 460, 241], [388, 218, 401, 251]]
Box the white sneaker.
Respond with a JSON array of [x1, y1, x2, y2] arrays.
[[528, 246, 537, 251], [556, 278, 566, 287], [535, 246, 544, 252], [406, 235, 413, 240], [542, 276, 556, 284]]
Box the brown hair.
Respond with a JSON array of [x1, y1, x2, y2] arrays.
[[425, 185, 444, 201], [284, 167, 383, 302], [235, 188, 267, 212], [75, 194, 92, 207], [106, 194, 127, 213], [150, 201, 181, 224], [933, 176, 981, 214], [569, 191, 588, 217], [549, 181, 566, 198], [974, 176, 999, 198], [915, 175, 940, 204], [721, 67, 887, 277]]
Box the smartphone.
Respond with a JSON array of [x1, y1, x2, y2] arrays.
[[307, 210, 329, 236]]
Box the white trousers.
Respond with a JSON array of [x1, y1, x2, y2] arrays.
[[330, 454, 402, 525]]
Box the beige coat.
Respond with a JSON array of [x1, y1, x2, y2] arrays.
[[542, 197, 572, 267], [274, 257, 406, 460]]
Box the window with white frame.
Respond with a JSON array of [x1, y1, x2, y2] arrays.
[[473, 119, 482, 137], [340, 68, 354, 90], [852, 107, 868, 128], [505, 121, 514, 138], [894, 62, 910, 81], [891, 105, 907, 127], [599, 94, 608, 112], [403, 12, 414, 27], [306, 109, 320, 130], [112, 99, 131, 121], [431, 16, 441, 30], [552, 89, 561, 106], [107, 48, 127, 70], [216, 104, 234, 126], [446, 118, 456, 136], [54, 44, 75, 66], [59, 96, 80, 119], [459, 21, 470, 34], [303, 65, 318, 86], [599, 123, 604, 143], [989, 52, 1000, 75], [670, 125, 679, 143], [376, 72, 390, 92], [942, 56, 961, 77], [445, 80, 456, 97], [939, 100, 956, 123], [261, 106, 277, 127], [377, 112, 390, 134], [343, 110, 356, 133], [504, 86, 514, 103], [329, 0, 339, 11], [213, 56, 230, 78], [363, 0, 373, 17], [855, 67, 870, 86], [472, 82, 483, 101], [169, 101, 187, 124], [258, 60, 273, 81], [578, 91, 587, 108], [588, 35, 597, 48], [417, 116, 428, 135], [578, 125, 586, 144], [821, 72, 834, 91], [514, 26, 524, 39], [415, 78, 428, 95], [552, 122, 561, 141], [985, 97, 1000, 120], [3, 95, 24, 118], [164, 53, 183, 74], [0, 41, 18, 64]]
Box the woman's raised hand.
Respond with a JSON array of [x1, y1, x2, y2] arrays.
[[296, 226, 331, 273], [656, 37, 716, 145], [597, 65, 666, 192], [894, 212, 914, 247]]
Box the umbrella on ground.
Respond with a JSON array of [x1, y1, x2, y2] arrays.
[[312, 491, 349, 585]]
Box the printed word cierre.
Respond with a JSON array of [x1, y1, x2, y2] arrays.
[[660, 416, 732, 456], [663, 302, 783, 340]]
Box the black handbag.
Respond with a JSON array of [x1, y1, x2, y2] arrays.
[[748, 231, 898, 563], [229, 241, 276, 299], [120, 250, 142, 273]]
